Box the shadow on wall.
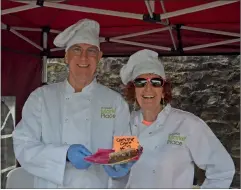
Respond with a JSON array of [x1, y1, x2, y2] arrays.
[[1, 96, 17, 189]]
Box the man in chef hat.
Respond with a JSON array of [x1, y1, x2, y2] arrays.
[[12, 19, 133, 188], [54, 18, 102, 91]]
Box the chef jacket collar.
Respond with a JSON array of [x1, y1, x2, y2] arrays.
[[138, 104, 172, 126], [64, 78, 97, 94]]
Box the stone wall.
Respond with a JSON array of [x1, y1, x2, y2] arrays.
[[47, 55, 240, 188]]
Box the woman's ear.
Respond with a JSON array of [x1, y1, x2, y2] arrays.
[[161, 88, 165, 99]]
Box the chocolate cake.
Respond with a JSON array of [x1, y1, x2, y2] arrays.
[[108, 146, 142, 164]]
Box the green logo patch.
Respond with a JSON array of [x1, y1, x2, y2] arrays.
[[167, 133, 186, 146], [101, 107, 116, 119]]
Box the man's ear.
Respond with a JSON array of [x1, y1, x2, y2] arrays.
[[98, 51, 103, 61], [65, 52, 69, 64]]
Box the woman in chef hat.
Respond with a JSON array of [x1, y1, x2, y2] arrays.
[[118, 49, 235, 188]]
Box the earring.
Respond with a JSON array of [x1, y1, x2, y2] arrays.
[[161, 98, 166, 106]]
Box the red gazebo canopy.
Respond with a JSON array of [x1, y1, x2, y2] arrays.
[[2, 0, 240, 57], [1, 0, 240, 122]]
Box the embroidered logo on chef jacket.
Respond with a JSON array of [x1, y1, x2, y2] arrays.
[[101, 107, 116, 119], [167, 132, 186, 146]]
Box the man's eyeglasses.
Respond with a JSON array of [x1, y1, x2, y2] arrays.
[[70, 46, 99, 57], [133, 77, 165, 88]]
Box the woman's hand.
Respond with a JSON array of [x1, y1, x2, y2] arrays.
[[103, 161, 136, 178]]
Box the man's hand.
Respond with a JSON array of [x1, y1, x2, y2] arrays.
[[103, 161, 135, 178], [67, 144, 92, 169]]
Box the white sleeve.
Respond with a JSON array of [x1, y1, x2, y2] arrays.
[[186, 117, 235, 188], [108, 95, 131, 189], [12, 88, 70, 185], [113, 95, 131, 137]]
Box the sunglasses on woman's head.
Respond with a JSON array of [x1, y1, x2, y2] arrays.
[[133, 77, 165, 88]]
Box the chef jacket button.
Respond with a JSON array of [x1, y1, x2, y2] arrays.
[[153, 170, 156, 173], [64, 142, 67, 145], [65, 118, 68, 122], [65, 97, 70, 100], [149, 132, 152, 134], [86, 118, 89, 121]]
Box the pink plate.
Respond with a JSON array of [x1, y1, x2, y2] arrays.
[[84, 148, 143, 165], [84, 149, 114, 164]]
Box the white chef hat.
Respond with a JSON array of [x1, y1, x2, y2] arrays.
[[120, 49, 166, 85], [53, 18, 100, 51]]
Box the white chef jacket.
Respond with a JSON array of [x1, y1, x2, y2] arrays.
[[127, 104, 235, 188], [12, 78, 131, 188]]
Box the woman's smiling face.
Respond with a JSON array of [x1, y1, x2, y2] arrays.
[[134, 73, 165, 111]]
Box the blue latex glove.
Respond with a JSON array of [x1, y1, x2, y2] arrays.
[[67, 144, 92, 169], [103, 161, 135, 178]]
